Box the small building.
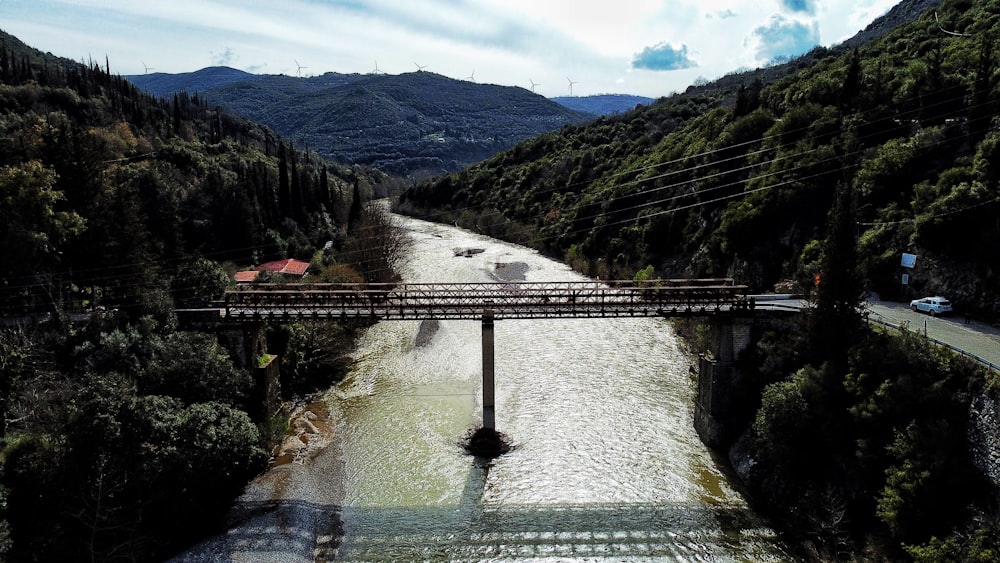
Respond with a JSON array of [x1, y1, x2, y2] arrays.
[[235, 258, 310, 282]]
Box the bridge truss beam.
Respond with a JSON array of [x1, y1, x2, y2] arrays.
[[224, 279, 753, 321]]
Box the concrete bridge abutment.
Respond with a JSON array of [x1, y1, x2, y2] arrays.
[[216, 321, 282, 422], [695, 317, 755, 449]]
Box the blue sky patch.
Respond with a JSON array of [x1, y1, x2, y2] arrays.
[[780, 0, 817, 15], [752, 15, 820, 64], [631, 43, 697, 71]]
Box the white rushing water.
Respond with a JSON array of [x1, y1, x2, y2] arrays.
[[175, 214, 793, 562]]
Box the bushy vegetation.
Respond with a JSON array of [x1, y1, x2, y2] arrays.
[[0, 320, 266, 561], [399, 0, 1000, 317], [743, 318, 997, 560], [0, 30, 408, 561], [720, 175, 1000, 560]]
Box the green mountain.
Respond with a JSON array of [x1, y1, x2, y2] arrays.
[[398, 0, 1000, 316], [126, 65, 265, 93], [128, 69, 593, 178]]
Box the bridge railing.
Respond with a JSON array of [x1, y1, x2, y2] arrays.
[[224, 279, 750, 320]]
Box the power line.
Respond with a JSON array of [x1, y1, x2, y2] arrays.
[[2, 64, 994, 305]]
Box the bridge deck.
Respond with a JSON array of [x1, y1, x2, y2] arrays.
[[224, 279, 753, 321]]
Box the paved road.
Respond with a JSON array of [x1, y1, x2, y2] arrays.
[[867, 297, 1000, 370]]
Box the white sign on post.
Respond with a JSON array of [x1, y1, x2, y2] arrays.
[[901, 253, 917, 268]]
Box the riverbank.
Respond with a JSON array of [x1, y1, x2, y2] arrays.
[[176, 217, 793, 560], [173, 393, 347, 561]]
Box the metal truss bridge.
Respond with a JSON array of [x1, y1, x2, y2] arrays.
[[223, 278, 753, 322]]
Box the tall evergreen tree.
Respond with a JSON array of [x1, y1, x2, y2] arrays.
[[319, 165, 331, 208], [842, 50, 862, 108], [348, 180, 363, 232], [290, 147, 302, 222], [968, 36, 996, 142], [173, 94, 181, 134], [278, 141, 290, 218], [810, 181, 864, 369]]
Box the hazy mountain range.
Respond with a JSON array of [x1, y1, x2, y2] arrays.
[[127, 68, 621, 178], [125, 0, 935, 180]]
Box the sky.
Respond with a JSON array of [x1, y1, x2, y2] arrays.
[[2, 0, 902, 99]]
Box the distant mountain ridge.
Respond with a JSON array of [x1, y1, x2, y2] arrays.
[[128, 68, 592, 177], [126, 0, 940, 179], [550, 94, 654, 116], [130, 67, 647, 116], [128, 66, 263, 94]]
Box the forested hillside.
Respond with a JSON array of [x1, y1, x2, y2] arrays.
[[0, 30, 407, 318], [399, 1, 1000, 559], [0, 30, 403, 561], [398, 0, 998, 315], [129, 68, 593, 178]]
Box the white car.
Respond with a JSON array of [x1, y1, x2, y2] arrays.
[[910, 296, 953, 316]]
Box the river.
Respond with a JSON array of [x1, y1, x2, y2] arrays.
[[175, 214, 793, 562]]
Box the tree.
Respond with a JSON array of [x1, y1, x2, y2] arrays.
[[348, 180, 363, 232], [0, 160, 84, 311], [341, 202, 407, 283], [733, 78, 762, 117], [841, 50, 862, 108], [278, 141, 290, 218], [170, 257, 230, 307], [968, 36, 997, 142], [319, 165, 331, 208], [810, 182, 863, 368], [142, 332, 252, 405]]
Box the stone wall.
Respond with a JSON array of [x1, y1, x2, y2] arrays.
[[969, 392, 1000, 488], [215, 321, 281, 422], [694, 317, 756, 449], [253, 355, 282, 421]]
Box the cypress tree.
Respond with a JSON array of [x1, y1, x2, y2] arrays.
[[842, 50, 861, 108], [0, 42, 8, 83], [968, 36, 996, 142], [290, 148, 302, 222], [173, 94, 181, 133], [348, 180, 363, 232], [810, 181, 863, 370], [278, 141, 290, 218], [319, 165, 331, 208]]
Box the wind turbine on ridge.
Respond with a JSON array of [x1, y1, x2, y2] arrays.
[[141, 61, 155, 74], [529, 79, 540, 93], [466, 70, 476, 82], [567, 77, 578, 97], [371, 59, 382, 74], [413, 61, 428, 72], [295, 59, 308, 77]]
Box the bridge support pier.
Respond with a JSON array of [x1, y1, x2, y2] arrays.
[[217, 321, 281, 422], [695, 318, 754, 449], [482, 310, 496, 430]]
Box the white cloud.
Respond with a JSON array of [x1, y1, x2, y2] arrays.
[[0, 0, 907, 98], [750, 15, 821, 65]]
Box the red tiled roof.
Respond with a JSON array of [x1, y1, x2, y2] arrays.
[[233, 258, 310, 282], [257, 259, 310, 276], [234, 270, 260, 282]]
